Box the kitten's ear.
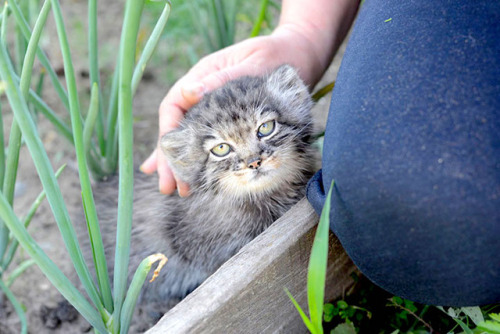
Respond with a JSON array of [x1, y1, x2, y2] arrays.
[[160, 129, 193, 176], [267, 65, 311, 105], [266, 65, 308, 95], [266, 65, 312, 117]]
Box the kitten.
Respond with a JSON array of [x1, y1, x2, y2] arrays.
[[87, 65, 315, 325]]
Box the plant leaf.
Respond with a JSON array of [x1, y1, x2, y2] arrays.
[[477, 320, 500, 334], [0, 280, 27, 334], [120, 253, 168, 334], [307, 181, 334, 333], [112, 0, 145, 330], [324, 303, 334, 323], [331, 322, 356, 334], [489, 313, 500, 322], [284, 288, 315, 333], [453, 318, 474, 334], [460, 306, 484, 325], [131, 1, 171, 95]]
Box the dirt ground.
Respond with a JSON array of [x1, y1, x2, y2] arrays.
[[0, 1, 346, 332]]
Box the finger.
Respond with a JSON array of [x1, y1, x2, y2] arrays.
[[195, 64, 262, 94], [158, 71, 208, 122], [157, 61, 246, 135], [157, 151, 177, 195], [158, 102, 185, 137], [140, 149, 158, 174], [181, 81, 206, 106], [176, 177, 191, 198]]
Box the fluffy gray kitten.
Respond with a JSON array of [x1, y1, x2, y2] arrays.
[[90, 65, 315, 323]]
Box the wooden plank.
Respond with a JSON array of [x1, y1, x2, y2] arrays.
[[147, 198, 356, 334]]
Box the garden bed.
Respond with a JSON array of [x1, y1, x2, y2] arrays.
[[148, 198, 356, 333]]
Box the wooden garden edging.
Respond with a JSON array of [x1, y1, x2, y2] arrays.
[[147, 198, 356, 333]]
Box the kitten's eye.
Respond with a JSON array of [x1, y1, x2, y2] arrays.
[[211, 143, 231, 157], [257, 120, 275, 138]]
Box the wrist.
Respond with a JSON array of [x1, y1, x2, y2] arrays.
[[271, 0, 360, 88], [271, 24, 332, 87]]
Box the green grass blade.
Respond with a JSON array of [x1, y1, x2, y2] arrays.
[[5, 259, 35, 287], [8, 0, 69, 110], [285, 288, 316, 333], [0, 192, 107, 332], [15, 24, 27, 74], [0, 103, 4, 189], [1, 165, 66, 270], [104, 60, 119, 173], [0, 279, 28, 334], [224, 0, 238, 45], [0, 37, 103, 313], [250, 0, 268, 37], [209, 0, 227, 49], [112, 1, 145, 330], [83, 83, 100, 157], [35, 67, 45, 96], [0, 32, 5, 188], [307, 181, 334, 334], [120, 253, 167, 334], [81, 192, 114, 313], [0, 123, 22, 257], [1, 3, 8, 40], [0, 124, 21, 200], [312, 81, 335, 103], [104, 0, 170, 174], [453, 318, 473, 334], [1, 0, 52, 259], [28, 0, 39, 32], [50, 0, 113, 313], [88, 0, 105, 154], [187, 0, 216, 52], [27, 88, 73, 143], [131, 1, 171, 95]]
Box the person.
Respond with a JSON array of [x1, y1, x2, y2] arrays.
[[141, 0, 500, 306]]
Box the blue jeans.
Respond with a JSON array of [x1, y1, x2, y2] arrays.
[[307, 0, 500, 306]]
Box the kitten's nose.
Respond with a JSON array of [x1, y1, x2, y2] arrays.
[[247, 156, 262, 169]]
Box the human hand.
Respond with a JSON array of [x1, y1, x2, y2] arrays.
[[140, 29, 326, 196]]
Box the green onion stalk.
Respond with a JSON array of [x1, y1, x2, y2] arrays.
[[0, 0, 171, 332]]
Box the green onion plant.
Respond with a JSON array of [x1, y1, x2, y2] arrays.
[[0, 0, 171, 332]]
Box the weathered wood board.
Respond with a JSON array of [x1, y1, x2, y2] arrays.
[[147, 198, 356, 333]]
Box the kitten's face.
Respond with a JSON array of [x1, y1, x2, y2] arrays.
[[161, 65, 313, 198], [201, 108, 307, 197]]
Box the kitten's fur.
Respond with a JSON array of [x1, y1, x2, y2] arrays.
[[89, 65, 315, 322]]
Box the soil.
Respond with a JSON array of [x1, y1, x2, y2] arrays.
[[0, 1, 346, 333]]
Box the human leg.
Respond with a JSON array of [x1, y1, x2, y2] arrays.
[[307, 0, 500, 306]]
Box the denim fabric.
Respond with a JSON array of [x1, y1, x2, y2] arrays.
[[307, 0, 500, 306]]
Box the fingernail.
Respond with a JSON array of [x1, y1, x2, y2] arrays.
[[139, 163, 153, 174], [182, 82, 205, 99], [159, 184, 170, 195]]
